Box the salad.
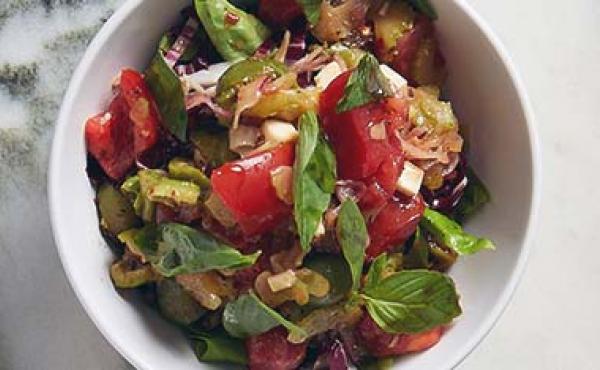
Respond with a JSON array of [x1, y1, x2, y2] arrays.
[[85, 0, 494, 369]]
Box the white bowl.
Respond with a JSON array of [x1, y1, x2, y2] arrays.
[[48, 0, 541, 369]]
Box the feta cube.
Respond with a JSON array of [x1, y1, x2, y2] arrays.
[[396, 161, 425, 197], [315, 61, 344, 90], [380, 64, 408, 96]]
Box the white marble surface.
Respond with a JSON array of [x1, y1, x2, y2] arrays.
[[0, 0, 598, 369]]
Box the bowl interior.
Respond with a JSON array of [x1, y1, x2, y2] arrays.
[[49, 0, 538, 369]]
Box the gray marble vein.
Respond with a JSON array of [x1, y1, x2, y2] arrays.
[[0, 1, 130, 369]]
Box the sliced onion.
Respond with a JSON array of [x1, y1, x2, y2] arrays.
[[232, 75, 269, 128], [270, 166, 294, 205], [229, 125, 261, 156], [181, 61, 232, 90], [164, 17, 200, 67], [205, 192, 236, 228]]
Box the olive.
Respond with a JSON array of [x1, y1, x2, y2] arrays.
[[157, 279, 206, 326]]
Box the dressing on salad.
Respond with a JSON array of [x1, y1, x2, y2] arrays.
[[85, 0, 494, 369]]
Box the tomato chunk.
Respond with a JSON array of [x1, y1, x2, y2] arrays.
[[116, 69, 160, 155], [366, 194, 425, 259], [258, 0, 303, 26], [246, 327, 308, 370], [210, 143, 295, 236], [320, 72, 406, 185], [356, 314, 443, 357], [85, 94, 135, 180]]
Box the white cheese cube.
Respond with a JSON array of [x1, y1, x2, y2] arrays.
[[380, 64, 408, 96], [315, 61, 344, 90], [396, 161, 425, 197]]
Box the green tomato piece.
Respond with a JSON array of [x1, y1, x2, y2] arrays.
[[139, 170, 201, 208], [215, 58, 287, 110], [303, 255, 353, 308], [168, 158, 211, 190], [110, 259, 157, 289], [97, 183, 139, 235], [157, 278, 207, 326], [194, 0, 271, 61]]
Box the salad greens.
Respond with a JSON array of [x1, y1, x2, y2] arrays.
[[361, 269, 461, 334], [293, 111, 336, 251], [336, 53, 394, 113], [296, 0, 322, 26], [189, 329, 248, 365], [145, 52, 188, 141], [84, 0, 498, 367], [336, 199, 368, 291], [194, 0, 271, 61], [223, 293, 306, 338], [120, 223, 260, 277], [453, 168, 492, 223], [421, 208, 495, 256]]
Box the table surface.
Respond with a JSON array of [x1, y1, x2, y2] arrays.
[[1, 0, 598, 369]]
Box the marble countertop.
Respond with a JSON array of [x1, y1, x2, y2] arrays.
[[1, 0, 598, 369]]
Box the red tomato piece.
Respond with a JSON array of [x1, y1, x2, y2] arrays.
[[246, 327, 308, 370], [210, 143, 295, 237], [116, 69, 160, 155], [258, 0, 303, 26], [85, 94, 135, 180], [356, 314, 443, 357], [366, 194, 425, 259], [320, 72, 405, 183]]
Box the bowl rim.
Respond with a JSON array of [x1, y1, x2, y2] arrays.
[[48, 0, 542, 369]]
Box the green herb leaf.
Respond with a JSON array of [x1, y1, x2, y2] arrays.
[[336, 53, 393, 113], [145, 52, 188, 141], [189, 329, 248, 365], [297, 0, 322, 26], [421, 208, 495, 256], [294, 111, 336, 251], [362, 270, 461, 333], [336, 200, 367, 291], [403, 226, 430, 269], [364, 254, 389, 291], [195, 0, 271, 61], [122, 223, 259, 277], [407, 0, 438, 20], [156, 223, 260, 276], [453, 168, 491, 223], [223, 293, 306, 339]]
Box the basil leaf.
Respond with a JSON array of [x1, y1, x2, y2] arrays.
[[145, 52, 188, 141], [421, 208, 495, 256], [336, 200, 367, 291], [363, 254, 389, 292], [124, 223, 259, 277], [294, 111, 336, 251], [407, 0, 438, 20], [189, 329, 248, 365], [453, 168, 491, 223], [362, 270, 461, 333], [223, 293, 306, 339], [297, 0, 322, 26], [195, 0, 271, 61], [155, 223, 260, 276], [336, 53, 394, 113], [403, 226, 430, 269]]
